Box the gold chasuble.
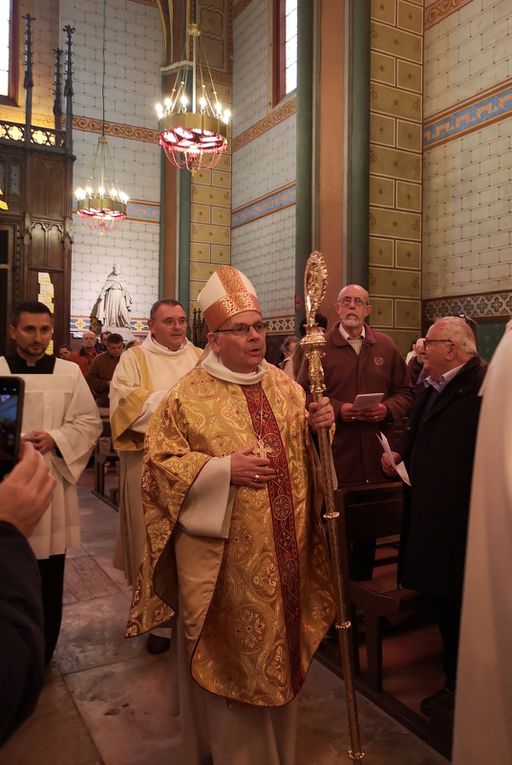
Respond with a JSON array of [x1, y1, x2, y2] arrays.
[[128, 364, 335, 707]]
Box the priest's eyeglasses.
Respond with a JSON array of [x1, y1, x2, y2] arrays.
[[424, 339, 454, 349], [215, 321, 268, 336]]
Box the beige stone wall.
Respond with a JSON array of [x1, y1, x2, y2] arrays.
[[189, 1, 232, 312], [369, 0, 423, 355], [423, 0, 512, 306]]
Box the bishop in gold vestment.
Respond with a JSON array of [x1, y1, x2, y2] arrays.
[[128, 266, 335, 764]]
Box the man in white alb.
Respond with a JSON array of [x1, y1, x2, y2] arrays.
[[0, 301, 102, 663], [110, 299, 201, 653]]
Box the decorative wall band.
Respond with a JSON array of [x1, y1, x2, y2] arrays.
[[72, 199, 160, 224], [70, 314, 294, 335], [425, 0, 473, 30], [233, 0, 253, 20], [129, 0, 156, 5], [423, 80, 512, 150], [265, 316, 295, 334], [232, 184, 296, 228], [424, 291, 512, 322], [127, 200, 160, 223], [232, 98, 296, 152], [71, 316, 149, 333], [73, 116, 159, 144]]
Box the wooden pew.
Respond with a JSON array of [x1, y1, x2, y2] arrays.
[[335, 483, 421, 692], [93, 408, 119, 508]]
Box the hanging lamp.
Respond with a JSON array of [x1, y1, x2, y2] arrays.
[[74, 0, 128, 230], [156, 22, 229, 174]]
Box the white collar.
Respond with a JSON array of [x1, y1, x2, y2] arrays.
[[424, 363, 465, 392], [339, 323, 366, 341], [142, 334, 191, 357], [201, 349, 270, 385]]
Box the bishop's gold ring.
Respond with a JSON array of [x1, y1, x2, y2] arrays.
[[254, 474, 260, 481]]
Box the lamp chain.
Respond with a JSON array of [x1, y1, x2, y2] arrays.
[[101, 0, 106, 137]]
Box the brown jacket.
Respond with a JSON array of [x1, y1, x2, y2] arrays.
[[298, 322, 412, 485], [86, 351, 119, 407]]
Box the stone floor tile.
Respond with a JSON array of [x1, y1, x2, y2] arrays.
[[0, 666, 101, 765], [63, 555, 121, 605], [55, 592, 142, 675], [92, 552, 133, 596], [297, 661, 447, 765], [64, 655, 179, 765]]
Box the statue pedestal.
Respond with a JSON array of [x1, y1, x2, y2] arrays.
[[103, 326, 139, 342]]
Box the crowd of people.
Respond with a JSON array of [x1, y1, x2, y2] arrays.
[[1, 275, 509, 764]]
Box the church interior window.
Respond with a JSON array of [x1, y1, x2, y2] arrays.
[[273, 0, 298, 105], [0, 0, 19, 106]]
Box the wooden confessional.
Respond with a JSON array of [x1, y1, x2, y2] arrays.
[[0, 18, 75, 354]]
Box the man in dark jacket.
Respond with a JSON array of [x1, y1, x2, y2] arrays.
[[298, 284, 412, 579], [0, 442, 56, 744], [383, 316, 486, 715], [86, 333, 124, 408]]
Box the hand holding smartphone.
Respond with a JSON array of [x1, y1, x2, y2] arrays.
[[0, 376, 25, 480]]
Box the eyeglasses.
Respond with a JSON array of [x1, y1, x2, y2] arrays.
[[424, 339, 454, 349], [338, 297, 367, 307], [215, 321, 268, 337]]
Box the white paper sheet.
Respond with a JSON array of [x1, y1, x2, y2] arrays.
[[377, 431, 411, 486], [353, 392, 384, 409]]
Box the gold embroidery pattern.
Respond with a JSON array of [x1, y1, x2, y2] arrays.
[[204, 265, 261, 329], [127, 366, 336, 705], [251, 555, 279, 598], [233, 605, 267, 650], [243, 383, 304, 693]]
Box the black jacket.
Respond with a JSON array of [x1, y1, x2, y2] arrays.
[[398, 356, 486, 598], [0, 521, 44, 744]]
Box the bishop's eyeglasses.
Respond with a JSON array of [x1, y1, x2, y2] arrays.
[[215, 321, 268, 336]]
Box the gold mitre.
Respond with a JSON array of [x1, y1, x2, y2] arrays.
[[198, 265, 261, 331]]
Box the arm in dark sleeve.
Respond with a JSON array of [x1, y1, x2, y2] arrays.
[[382, 349, 413, 422], [86, 357, 110, 396], [0, 521, 44, 745]]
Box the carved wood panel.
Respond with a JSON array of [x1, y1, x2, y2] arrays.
[[0, 145, 73, 352], [27, 154, 71, 219]]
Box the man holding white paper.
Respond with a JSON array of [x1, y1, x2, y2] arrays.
[[298, 284, 411, 486], [298, 284, 411, 580]]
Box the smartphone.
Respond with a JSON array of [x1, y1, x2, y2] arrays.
[[0, 376, 25, 480]]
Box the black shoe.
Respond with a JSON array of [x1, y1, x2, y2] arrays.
[[146, 634, 171, 655], [420, 687, 453, 717]]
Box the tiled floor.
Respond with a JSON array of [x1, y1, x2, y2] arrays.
[[0, 475, 448, 765]]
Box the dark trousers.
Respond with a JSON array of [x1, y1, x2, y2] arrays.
[[349, 539, 376, 581], [37, 554, 66, 664], [433, 594, 462, 691]]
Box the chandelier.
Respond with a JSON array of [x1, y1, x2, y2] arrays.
[[156, 23, 230, 174], [74, 0, 128, 231]]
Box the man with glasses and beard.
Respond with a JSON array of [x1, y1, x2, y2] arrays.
[[298, 283, 412, 580], [126, 266, 335, 765], [382, 316, 486, 716]]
